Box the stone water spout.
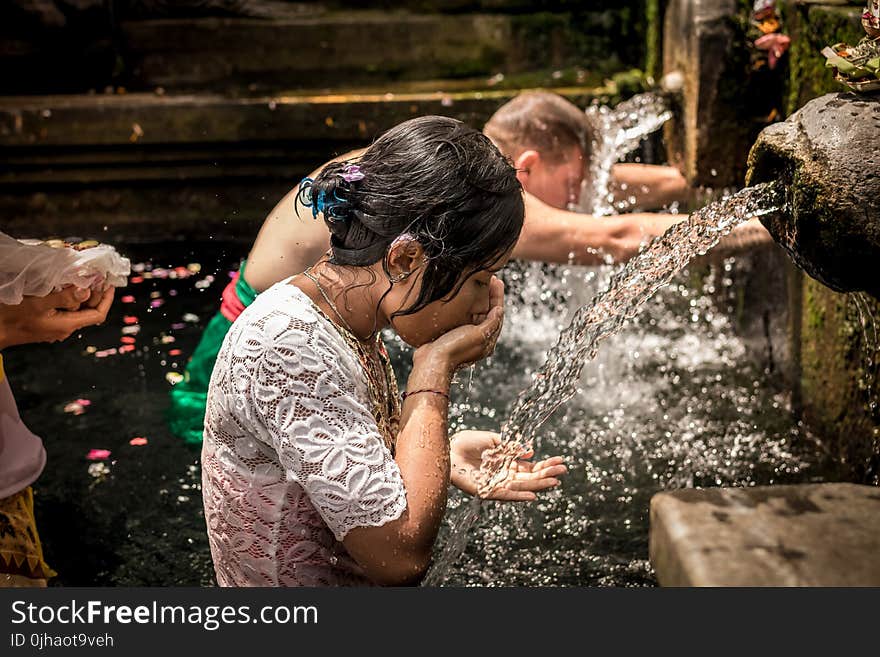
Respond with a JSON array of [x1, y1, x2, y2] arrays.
[[746, 93, 880, 300]]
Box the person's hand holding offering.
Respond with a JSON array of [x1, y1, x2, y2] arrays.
[[450, 430, 567, 501], [0, 285, 114, 349]]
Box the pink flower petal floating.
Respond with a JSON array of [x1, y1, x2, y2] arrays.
[[120, 336, 136, 345], [64, 401, 86, 415], [121, 295, 136, 303], [123, 315, 139, 325], [170, 323, 186, 330], [130, 276, 144, 284], [76, 398, 91, 407], [150, 299, 164, 309], [168, 349, 182, 356], [129, 437, 148, 446], [86, 449, 111, 460], [119, 344, 136, 354]]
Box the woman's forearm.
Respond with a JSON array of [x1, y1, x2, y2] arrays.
[[341, 351, 452, 585], [391, 352, 453, 555]]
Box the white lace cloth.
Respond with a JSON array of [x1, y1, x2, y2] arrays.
[[201, 280, 407, 587]]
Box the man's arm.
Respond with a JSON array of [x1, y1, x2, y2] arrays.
[[513, 191, 684, 265], [244, 148, 366, 293], [611, 163, 690, 211]]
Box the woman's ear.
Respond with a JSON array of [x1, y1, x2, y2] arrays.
[[386, 236, 425, 282], [514, 150, 540, 186]]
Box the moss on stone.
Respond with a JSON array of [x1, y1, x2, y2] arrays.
[[507, 4, 647, 77], [799, 278, 880, 482], [782, 2, 865, 115]]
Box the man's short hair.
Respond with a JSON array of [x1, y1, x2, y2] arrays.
[[483, 91, 593, 165]]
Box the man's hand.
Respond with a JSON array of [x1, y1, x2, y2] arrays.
[[0, 286, 115, 349], [449, 430, 567, 501]]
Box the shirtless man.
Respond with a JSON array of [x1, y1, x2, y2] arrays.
[[244, 92, 696, 291]]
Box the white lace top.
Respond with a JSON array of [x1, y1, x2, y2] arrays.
[[201, 280, 407, 587]]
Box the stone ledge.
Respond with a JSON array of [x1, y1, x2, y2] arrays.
[[650, 483, 880, 586], [0, 85, 598, 150], [119, 10, 631, 92], [0, 83, 600, 238]]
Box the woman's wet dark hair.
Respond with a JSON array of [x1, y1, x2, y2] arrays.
[[298, 115, 524, 317]]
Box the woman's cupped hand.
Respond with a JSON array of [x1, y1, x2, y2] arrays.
[[415, 277, 505, 374], [450, 430, 568, 502]]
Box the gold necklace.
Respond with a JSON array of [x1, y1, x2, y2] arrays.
[[301, 268, 368, 342], [298, 269, 400, 452]]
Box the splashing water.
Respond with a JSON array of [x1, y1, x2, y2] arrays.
[[849, 291, 880, 484], [583, 92, 674, 217], [422, 181, 786, 586]]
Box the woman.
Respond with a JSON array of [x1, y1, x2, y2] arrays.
[[201, 116, 567, 586]]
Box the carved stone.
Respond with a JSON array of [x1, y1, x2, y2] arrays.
[[747, 92, 880, 299]]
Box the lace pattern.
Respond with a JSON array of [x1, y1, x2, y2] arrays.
[[201, 280, 407, 586]]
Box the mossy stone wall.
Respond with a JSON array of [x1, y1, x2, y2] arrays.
[[778, 1, 880, 483], [800, 279, 880, 483], [780, 2, 866, 113]]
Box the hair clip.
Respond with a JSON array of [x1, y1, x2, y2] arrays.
[[315, 189, 327, 218], [340, 164, 365, 182], [296, 177, 319, 219], [297, 175, 352, 222]]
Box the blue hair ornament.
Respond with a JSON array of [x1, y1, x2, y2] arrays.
[[297, 165, 362, 222]]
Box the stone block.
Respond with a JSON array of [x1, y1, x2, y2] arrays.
[[661, 0, 772, 187], [650, 483, 880, 586]]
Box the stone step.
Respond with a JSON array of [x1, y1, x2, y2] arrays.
[[0, 80, 600, 161], [649, 483, 880, 586], [0, 80, 605, 238], [1, 5, 645, 95], [120, 10, 634, 93]]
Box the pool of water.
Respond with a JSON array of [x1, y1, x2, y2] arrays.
[[5, 239, 843, 586]]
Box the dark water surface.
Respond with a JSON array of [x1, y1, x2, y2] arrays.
[[6, 240, 842, 587]]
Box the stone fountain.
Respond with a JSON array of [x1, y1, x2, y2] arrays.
[[746, 92, 880, 300], [649, 0, 880, 587]]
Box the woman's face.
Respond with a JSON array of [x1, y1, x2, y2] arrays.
[[385, 252, 511, 348]]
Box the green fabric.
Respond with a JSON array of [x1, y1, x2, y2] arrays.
[[234, 263, 258, 307], [167, 261, 258, 445]]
